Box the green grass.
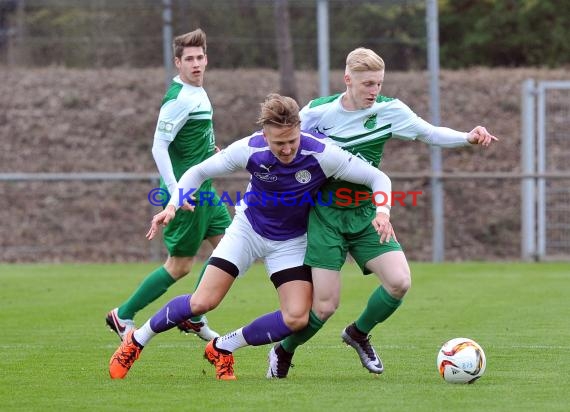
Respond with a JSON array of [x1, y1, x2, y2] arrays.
[[1, 262, 569, 411]]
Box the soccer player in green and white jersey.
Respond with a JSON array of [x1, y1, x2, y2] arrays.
[[106, 29, 231, 341], [266, 47, 497, 378]]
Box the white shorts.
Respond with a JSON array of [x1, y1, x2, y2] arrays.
[[211, 210, 307, 277]]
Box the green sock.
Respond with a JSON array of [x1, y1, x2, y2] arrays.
[[189, 260, 209, 323], [117, 266, 175, 319], [281, 310, 325, 353], [354, 285, 402, 334]]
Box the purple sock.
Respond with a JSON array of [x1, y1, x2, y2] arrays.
[[149, 294, 193, 333], [242, 310, 293, 346]]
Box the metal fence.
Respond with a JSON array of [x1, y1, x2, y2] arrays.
[[0, 0, 427, 70], [0, 170, 527, 263], [521, 80, 570, 260]]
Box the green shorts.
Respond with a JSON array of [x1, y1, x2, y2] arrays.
[[304, 203, 402, 274], [163, 190, 231, 257]]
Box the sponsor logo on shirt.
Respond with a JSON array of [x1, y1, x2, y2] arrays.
[[254, 165, 277, 182], [254, 172, 277, 182]]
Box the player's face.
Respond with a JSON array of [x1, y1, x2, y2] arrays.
[[263, 124, 301, 164], [343, 70, 384, 110], [175, 46, 207, 87]]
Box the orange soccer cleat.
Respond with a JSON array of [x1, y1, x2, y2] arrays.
[[204, 339, 237, 380], [109, 330, 143, 379]]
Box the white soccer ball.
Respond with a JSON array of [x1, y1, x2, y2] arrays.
[[436, 337, 486, 384]]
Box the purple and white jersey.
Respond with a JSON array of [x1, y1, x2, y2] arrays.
[[169, 129, 391, 241]]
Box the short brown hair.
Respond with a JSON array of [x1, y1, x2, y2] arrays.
[[257, 93, 300, 127], [346, 47, 385, 74], [173, 28, 207, 59]]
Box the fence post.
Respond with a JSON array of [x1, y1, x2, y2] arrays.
[[149, 176, 163, 262], [521, 79, 536, 261]]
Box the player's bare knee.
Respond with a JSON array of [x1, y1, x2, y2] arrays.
[[313, 301, 338, 321], [387, 270, 411, 299], [190, 295, 218, 315], [165, 257, 194, 280], [282, 310, 309, 331]]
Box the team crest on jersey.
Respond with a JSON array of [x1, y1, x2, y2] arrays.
[[295, 170, 311, 184], [364, 114, 377, 130]]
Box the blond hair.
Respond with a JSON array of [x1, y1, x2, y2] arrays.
[[173, 28, 207, 59], [257, 93, 300, 127], [345, 47, 385, 74]]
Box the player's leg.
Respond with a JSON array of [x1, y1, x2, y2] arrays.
[[342, 210, 409, 374], [109, 212, 247, 380], [176, 256, 220, 340], [106, 209, 199, 340], [268, 206, 346, 378], [214, 270, 312, 351], [267, 267, 339, 378], [178, 195, 232, 339], [210, 271, 312, 380], [354, 250, 410, 331], [106, 255, 193, 340], [208, 235, 312, 380], [108, 262, 236, 379]]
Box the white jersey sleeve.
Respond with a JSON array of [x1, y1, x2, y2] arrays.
[[417, 126, 470, 147], [388, 100, 469, 147], [316, 143, 392, 214], [299, 101, 324, 131], [151, 139, 177, 194], [168, 137, 250, 209], [154, 90, 200, 143]]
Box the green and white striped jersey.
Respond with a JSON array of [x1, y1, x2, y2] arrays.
[[154, 76, 216, 187], [300, 93, 434, 208]]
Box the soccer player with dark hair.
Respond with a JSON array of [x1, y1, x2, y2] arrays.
[[105, 29, 231, 342]]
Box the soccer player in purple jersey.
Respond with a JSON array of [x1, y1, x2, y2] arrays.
[[109, 93, 395, 380]]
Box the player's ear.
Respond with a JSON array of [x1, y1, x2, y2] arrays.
[[344, 72, 351, 86]]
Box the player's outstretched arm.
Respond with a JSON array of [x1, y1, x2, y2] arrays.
[[466, 126, 498, 147]]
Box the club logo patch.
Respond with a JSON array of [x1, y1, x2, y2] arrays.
[[364, 114, 377, 130], [295, 170, 311, 184]]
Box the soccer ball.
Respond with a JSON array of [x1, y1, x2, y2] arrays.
[[436, 337, 486, 384]]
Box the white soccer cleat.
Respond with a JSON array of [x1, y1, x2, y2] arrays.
[[266, 343, 293, 379], [177, 315, 220, 341], [105, 308, 135, 341], [341, 323, 384, 374]]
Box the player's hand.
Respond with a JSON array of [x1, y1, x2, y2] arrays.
[[180, 196, 196, 211], [466, 126, 498, 147], [371, 212, 397, 244], [146, 205, 176, 240]]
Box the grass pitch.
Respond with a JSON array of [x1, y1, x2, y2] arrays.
[[1, 262, 569, 411]]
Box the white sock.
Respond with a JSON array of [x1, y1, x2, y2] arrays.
[[215, 327, 248, 353], [133, 320, 156, 347]]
